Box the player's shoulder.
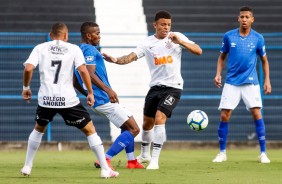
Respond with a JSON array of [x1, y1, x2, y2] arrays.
[[224, 28, 238, 36], [250, 29, 264, 39]]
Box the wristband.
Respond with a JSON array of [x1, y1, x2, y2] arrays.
[[23, 85, 30, 90]]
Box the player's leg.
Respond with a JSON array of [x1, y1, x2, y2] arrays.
[[62, 103, 118, 178], [147, 86, 181, 170], [21, 106, 56, 176], [242, 84, 270, 163], [213, 84, 240, 162], [120, 118, 145, 169], [137, 116, 154, 163]]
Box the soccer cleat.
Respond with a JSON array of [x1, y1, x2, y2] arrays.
[[100, 169, 119, 178], [146, 160, 159, 170], [94, 158, 115, 170], [258, 152, 271, 163], [20, 165, 32, 176], [126, 159, 145, 169], [212, 152, 227, 162], [137, 154, 151, 163]]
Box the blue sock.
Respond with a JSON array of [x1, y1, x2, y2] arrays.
[[218, 122, 228, 152], [255, 119, 266, 153], [106, 130, 134, 159]]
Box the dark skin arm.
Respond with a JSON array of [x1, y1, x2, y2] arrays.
[[86, 64, 119, 103], [73, 74, 88, 96]]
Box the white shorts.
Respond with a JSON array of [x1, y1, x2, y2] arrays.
[[93, 102, 133, 128], [219, 83, 262, 111]]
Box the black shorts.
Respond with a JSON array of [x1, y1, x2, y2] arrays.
[[144, 85, 182, 118], [35, 103, 91, 129]]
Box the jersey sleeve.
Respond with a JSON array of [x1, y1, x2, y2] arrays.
[[220, 33, 229, 53], [133, 41, 145, 59], [257, 35, 266, 57], [74, 46, 86, 69], [83, 47, 96, 65], [24, 45, 39, 67], [175, 32, 195, 45]]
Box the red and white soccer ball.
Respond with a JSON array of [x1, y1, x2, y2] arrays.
[[187, 110, 208, 131]]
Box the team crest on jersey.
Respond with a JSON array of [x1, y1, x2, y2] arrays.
[[48, 45, 68, 55], [230, 42, 236, 47], [164, 95, 175, 106], [85, 56, 94, 62], [165, 40, 173, 49]]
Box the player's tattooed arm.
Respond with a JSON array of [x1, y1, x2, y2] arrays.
[[116, 52, 138, 65]]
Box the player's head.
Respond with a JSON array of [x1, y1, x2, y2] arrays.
[[153, 10, 172, 39], [80, 22, 100, 46], [50, 22, 68, 42], [238, 6, 254, 30]]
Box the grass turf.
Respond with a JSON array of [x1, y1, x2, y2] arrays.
[[0, 149, 282, 184]]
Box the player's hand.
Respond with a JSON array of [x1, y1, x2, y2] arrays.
[[22, 89, 32, 103], [102, 53, 117, 63], [214, 75, 222, 88], [107, 89, 119, 103], [86, 93, 95, 107], [264, 81, 272, 95], [168, 33, 181, 44]]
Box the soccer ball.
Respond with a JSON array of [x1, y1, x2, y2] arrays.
[[187, 110, 208, 131]]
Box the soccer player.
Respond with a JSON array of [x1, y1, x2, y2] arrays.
[[73, 22, 144, 169], [20, 22, 119, 178], [103, 10, 203, 169], [212, 6, 271, 163]]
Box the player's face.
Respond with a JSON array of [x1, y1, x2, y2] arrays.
[[238, 11, 254, 30], [154, 18, 171, 39], [86, 26, 100, 46]]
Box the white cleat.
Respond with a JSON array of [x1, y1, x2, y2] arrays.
[[100, 169, 119, 178], [137, 155, 151, 164], [20, 166, 32, 176], [146, 160, 159, 170], [259, 153, 271, 163], [212, 152, 227, 163]]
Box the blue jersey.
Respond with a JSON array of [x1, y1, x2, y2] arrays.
[[74, 43, 111, 107], [221, 28, 266, 85]]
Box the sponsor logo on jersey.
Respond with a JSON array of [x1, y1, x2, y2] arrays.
[[164, 95, 175, 106], [42, 96, 66, 106], [154, 55, 173, 65], [85, 56, 94, 62], [48, 45, 68, 55], [230, 42, 236, 47]]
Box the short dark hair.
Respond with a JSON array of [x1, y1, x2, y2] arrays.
[[80, 22, 99, 37], [240, 6, 253, 14], [154, 10, 171, 21], [50, 22, 68, 37]]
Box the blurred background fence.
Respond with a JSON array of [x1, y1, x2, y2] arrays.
[[0, 32, 282, 142]]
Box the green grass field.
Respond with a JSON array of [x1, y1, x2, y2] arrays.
[[1, 149, 282, 184]]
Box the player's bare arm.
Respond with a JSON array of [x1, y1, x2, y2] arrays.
[[73, 74, 88, 96], [22, 63, 34, 103], [77, 64, 94, 107], [169, 33, 202, 55], [102, 52, 137, 65], [260, 55, 271, 94], [214, 53, 227, 88], [86, 64, 119, 103]]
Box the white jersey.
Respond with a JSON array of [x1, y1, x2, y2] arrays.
[[24, 40, 85, 108], [134, 32, 194, 90]]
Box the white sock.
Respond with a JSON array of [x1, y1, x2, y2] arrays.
[[126, 152, 135, 161], [24, 129, 44, 167], [140, 129, 154, 157], [151, 125, 166, 164], [87, 133, 109, 170]]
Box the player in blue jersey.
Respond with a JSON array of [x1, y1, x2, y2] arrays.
[[73, 22, 144, 169], [212, 6, 272, 163]]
